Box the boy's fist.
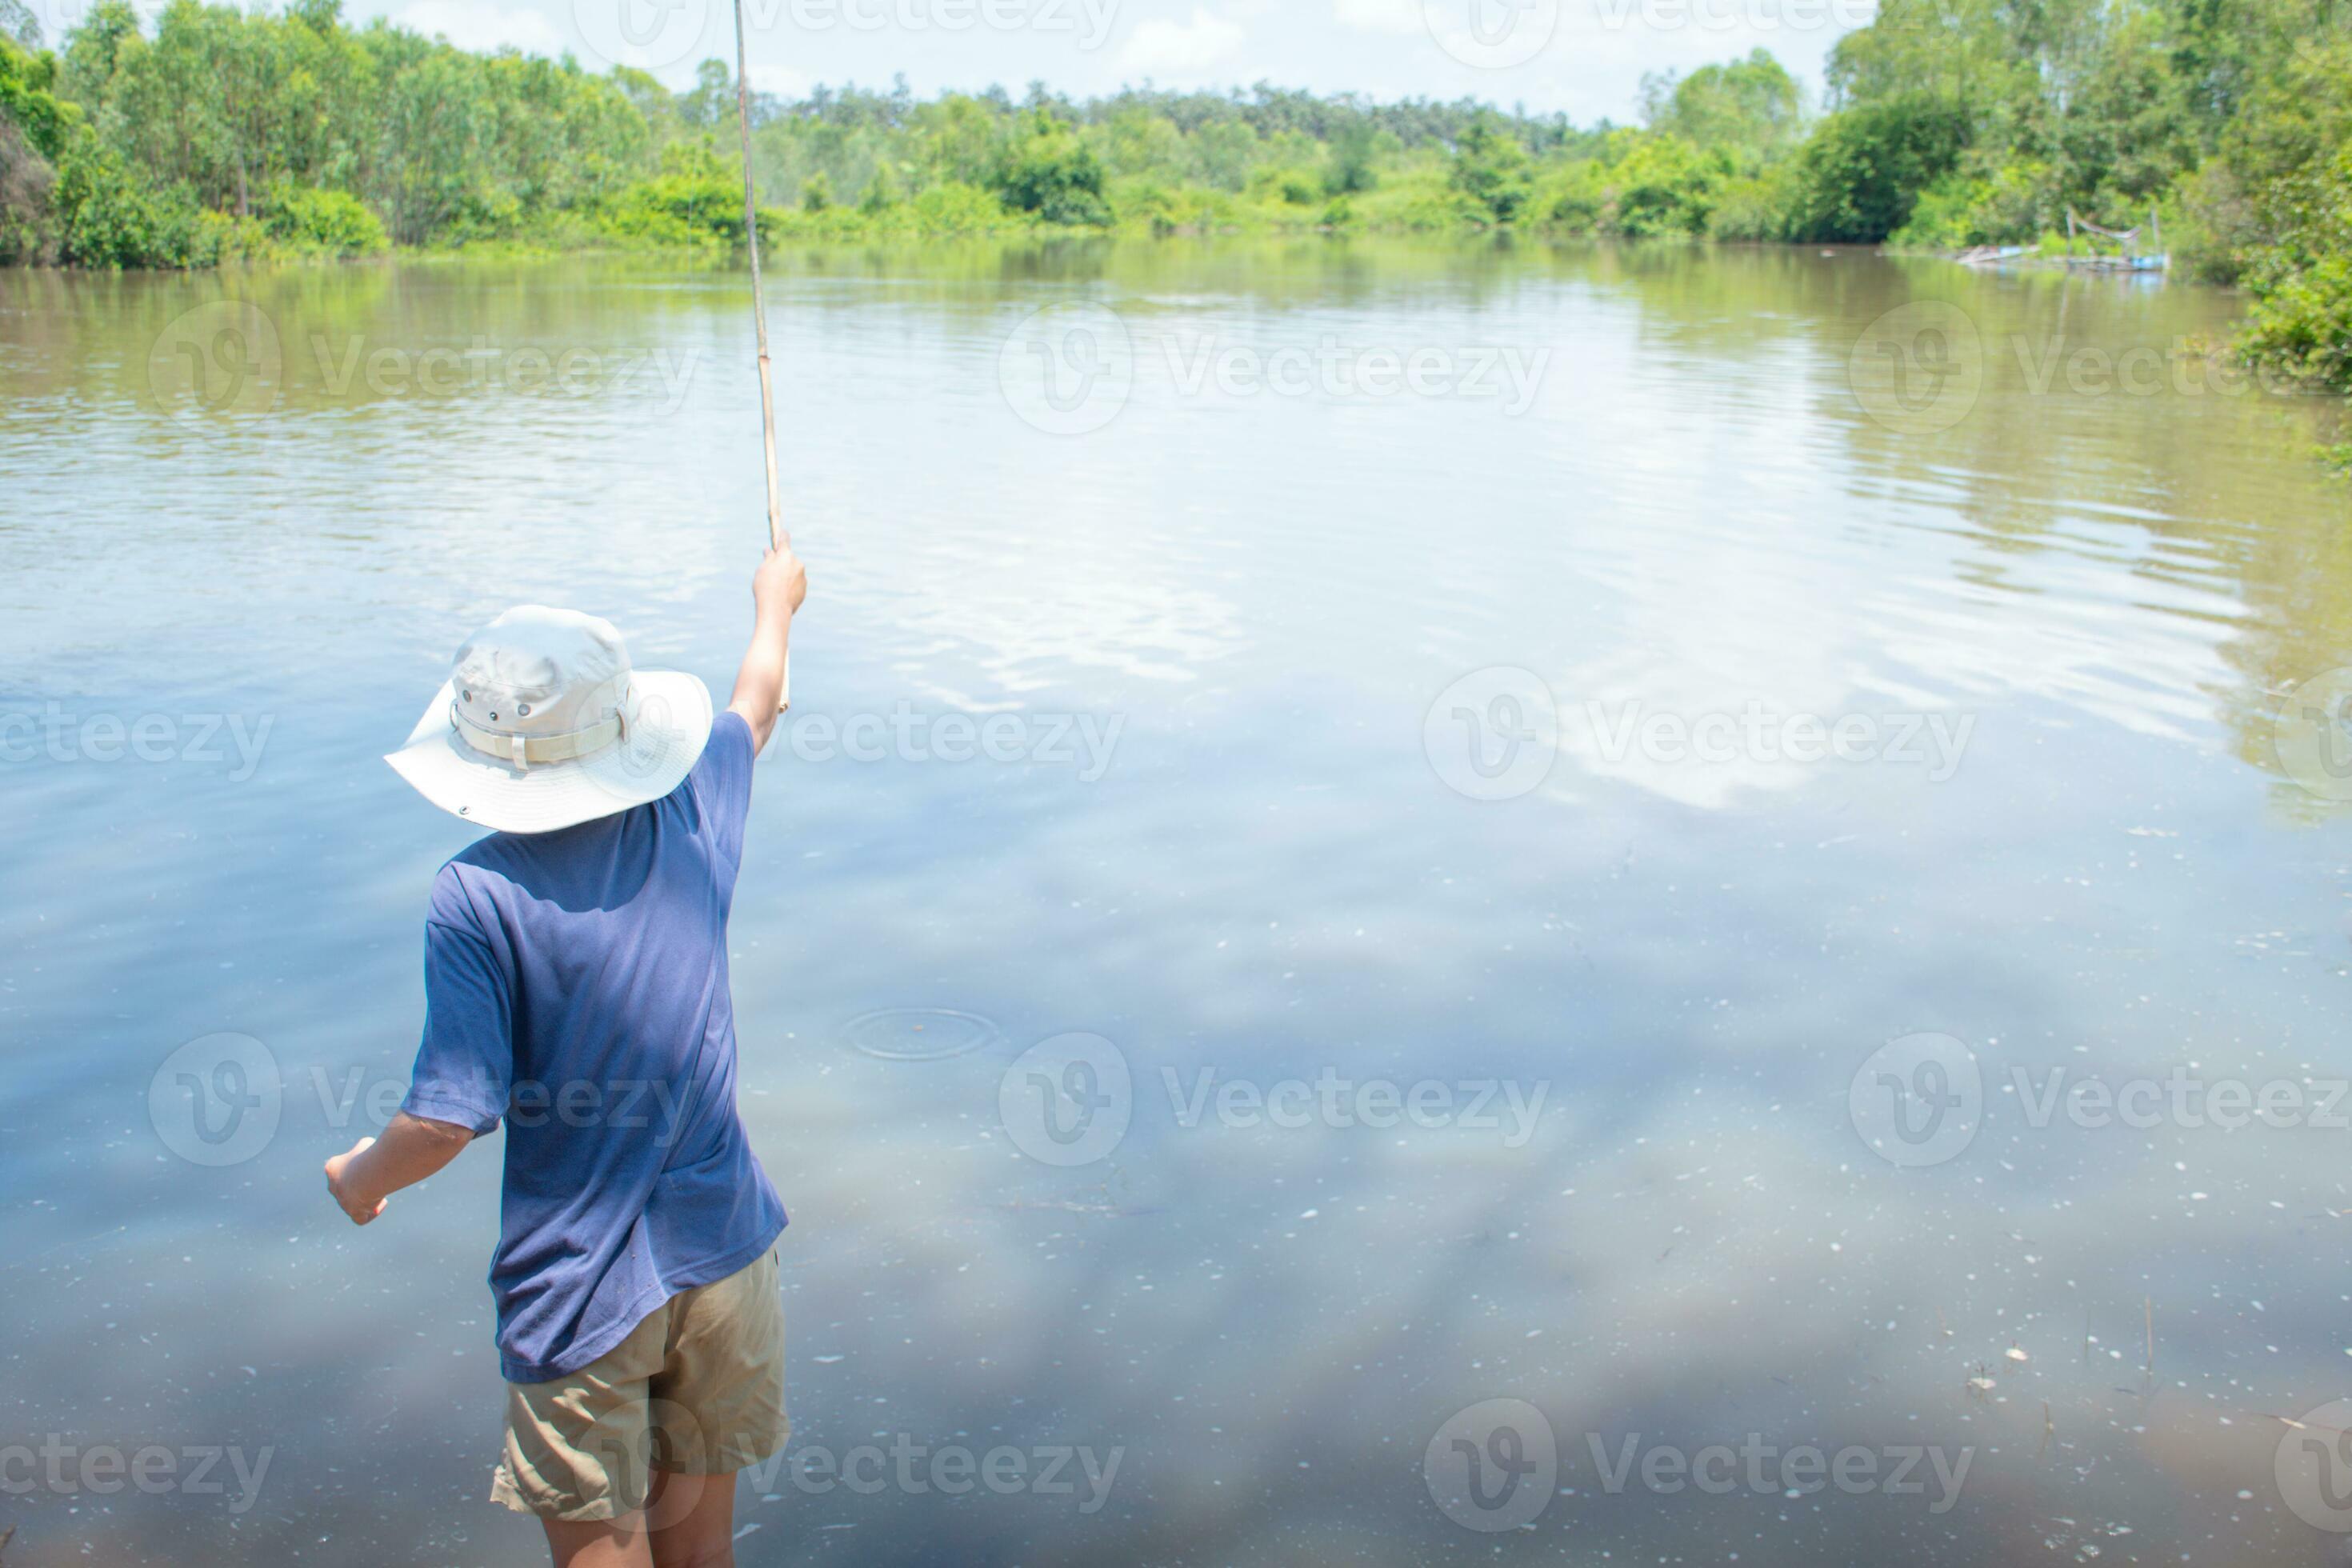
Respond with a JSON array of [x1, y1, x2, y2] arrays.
[[325, 1138, 387, 1226], [753, 542, 806, 619]]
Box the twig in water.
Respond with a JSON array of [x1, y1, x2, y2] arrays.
[[2144, 1297, 2155, 1378], [2037, 1401, 2054, 1462]]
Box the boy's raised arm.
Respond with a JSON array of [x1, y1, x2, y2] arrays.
[[726, 544, 808, 754]]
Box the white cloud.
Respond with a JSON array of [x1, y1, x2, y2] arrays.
[[1116, 5, 1247, 75], [393, 0, 566, 56], [1334, 0, 1423, 34]]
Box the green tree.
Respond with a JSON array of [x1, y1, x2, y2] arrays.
[[995, 107, 1110, 225], [1449, 113, 1533, 223], [1641, 48, 1802, 166], [1784, 94, 1969, 241]]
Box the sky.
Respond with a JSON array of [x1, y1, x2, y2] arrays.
[[322, 0, 1882, 123]]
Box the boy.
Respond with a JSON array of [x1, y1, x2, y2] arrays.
[[326, 546, 807, 1568]]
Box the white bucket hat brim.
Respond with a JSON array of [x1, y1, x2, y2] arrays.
[[385, 670, 714, 835]]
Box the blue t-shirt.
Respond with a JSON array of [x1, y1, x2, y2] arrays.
[[402, 711, 787, 1386]]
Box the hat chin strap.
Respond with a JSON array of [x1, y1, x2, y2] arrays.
[[450, 702, 626, 770]]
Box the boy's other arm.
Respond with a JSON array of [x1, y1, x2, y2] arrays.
[[324, 1114, 477, 1226], [726, 543, 808, 754]]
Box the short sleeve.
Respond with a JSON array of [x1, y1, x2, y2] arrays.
[[689, 710, 757, 872], [402, 880, 513, 1134]]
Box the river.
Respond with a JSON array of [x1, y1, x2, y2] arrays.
[[3, 238, 2351, 1564]]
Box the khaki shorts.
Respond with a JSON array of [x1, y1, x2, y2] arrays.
[[491, 1249, 788, 1522]]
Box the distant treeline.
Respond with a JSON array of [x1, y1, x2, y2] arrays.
[[0, 0, 2344, 399]]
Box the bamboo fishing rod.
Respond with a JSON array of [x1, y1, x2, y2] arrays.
[[731, 0, 790, 711]]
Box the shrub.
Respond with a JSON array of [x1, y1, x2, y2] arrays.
[[1606, 132, 1718, 236], [262, 182, 387, 255], [996, 109, 1111, 226], [53, 128, 202, 267], [2239, 142, 2352, 394], [1449, 114, 1534, 225], [1783, 94, 1969, 242], [906, 178, 1014, 232]]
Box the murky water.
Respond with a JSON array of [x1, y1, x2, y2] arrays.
[[5, 239, 2352, 1566]]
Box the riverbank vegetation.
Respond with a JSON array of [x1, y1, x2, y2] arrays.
[[0, 0, 2346, 402]]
